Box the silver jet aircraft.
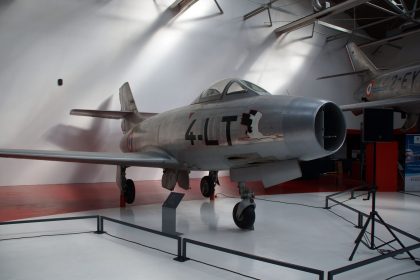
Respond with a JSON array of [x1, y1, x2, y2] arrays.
[[0, 79, 346, 229], [320, 42, 420, 131]]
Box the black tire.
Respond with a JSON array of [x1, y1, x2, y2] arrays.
[[232, 202, 255, 230], [200, 176, 215, 198], [124, 179, 136, 204]]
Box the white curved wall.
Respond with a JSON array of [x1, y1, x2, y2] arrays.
[[0, 0, 416, 186]]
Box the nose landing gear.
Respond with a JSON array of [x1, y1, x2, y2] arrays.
[[232, 182, 256, 230]]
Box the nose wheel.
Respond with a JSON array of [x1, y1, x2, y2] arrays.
[[232, 182, 256, 230], [233, 202, 255, 230]]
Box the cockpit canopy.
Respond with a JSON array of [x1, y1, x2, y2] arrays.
[[192, 79, 271, 104]]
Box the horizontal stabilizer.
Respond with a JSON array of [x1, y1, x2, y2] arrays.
[[70, 109, 133, 119], [0, 149, 179, 168], [70, 109, 157, 120], [317, 69, 369, 80]]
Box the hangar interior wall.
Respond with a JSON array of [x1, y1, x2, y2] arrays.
[[0, 0, 419, 186]]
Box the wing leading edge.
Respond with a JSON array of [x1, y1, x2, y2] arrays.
[[0, 149, 179, 169]]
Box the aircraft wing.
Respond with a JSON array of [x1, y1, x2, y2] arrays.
[[340, 97, 420, 111], [0, 149, 180, 168]]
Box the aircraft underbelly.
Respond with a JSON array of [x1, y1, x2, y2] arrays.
[[177, 141, 292, 171]]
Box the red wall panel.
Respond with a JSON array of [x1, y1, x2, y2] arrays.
[[366, 142, 398, 192]]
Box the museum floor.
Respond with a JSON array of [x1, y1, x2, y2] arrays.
[[1, 190, 419, 280]]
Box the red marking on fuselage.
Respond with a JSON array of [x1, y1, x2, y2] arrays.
[[366, 80, 374, 97]]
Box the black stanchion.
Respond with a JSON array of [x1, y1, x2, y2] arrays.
[[349, 143, 416, 261]]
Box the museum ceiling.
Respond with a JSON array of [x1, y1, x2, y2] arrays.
[[220, 0, 420, 48]]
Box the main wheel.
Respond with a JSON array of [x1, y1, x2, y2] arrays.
[[200, 176, 215, 198], [162, 170, 177, 191], [124, 179, 136, 204], [232, 202, 255, 230]]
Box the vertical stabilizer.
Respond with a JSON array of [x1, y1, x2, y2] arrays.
[[119, 82, 140, 134], [346, 42, 379, 79], [120, 82, 138, 113]]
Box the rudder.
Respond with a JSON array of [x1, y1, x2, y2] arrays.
[[120, 82, 138, 113], [119, 82, 140, 134]]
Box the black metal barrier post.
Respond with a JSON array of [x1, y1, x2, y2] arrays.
[[0, 215, 99, 226], [182, 238, 324, 280], [0, 215, 183, 261], [8, 213, 420, 280], [325, 189, 420, 243], [328, 242, 420, 280], [100, 216, 183, 261], [95, 215, 104, 234], [325, 188, 420, 278], [325, 185, 367, 210]]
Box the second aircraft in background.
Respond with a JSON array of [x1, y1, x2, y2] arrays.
[[320, 42, 420, 131]]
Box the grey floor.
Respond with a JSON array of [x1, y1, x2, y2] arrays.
[[1, 191, 420, 280]]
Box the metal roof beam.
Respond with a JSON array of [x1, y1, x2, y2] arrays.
[[243, 0, 279, 22], [365, 2, 399, 15], [319, 21, 375, 41], [326, 14, 399, 41], [384, 0, 409, 15], [359, 27, 420, 47], [169, 0, 199, 15], [169, 0, 223, 16], [243, 6, 269, 21], [370, 1, 420, 23], [411, 0, 418, 18], [274, 0, 371, 35], [327, 6, 420, 45]]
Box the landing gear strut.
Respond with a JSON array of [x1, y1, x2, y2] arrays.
[[232, 182, 256, 230], [117, 166, 136, 204], [200, 171, 218, 198]]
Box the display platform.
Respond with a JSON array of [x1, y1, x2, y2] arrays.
[[1, 192, 419, 280]]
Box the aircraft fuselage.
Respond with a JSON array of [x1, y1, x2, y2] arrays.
[[355, 65, 420, 113], [120, 95, 345, 171]]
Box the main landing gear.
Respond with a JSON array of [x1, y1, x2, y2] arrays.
[[200, 171, 218, 198], [232, 182, 256, 230], [117, 166, 136, 204], [162, 169, 190, 191]]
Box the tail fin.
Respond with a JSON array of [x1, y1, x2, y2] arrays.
[[119, 82, 138, 113], [71, 82, 156, 134], [119, 82, 141, 134], [346, 42, 379, 80], [120, 82, 142, 134]]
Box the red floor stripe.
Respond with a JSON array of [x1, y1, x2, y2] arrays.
[[0, 175, 358, 221]]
